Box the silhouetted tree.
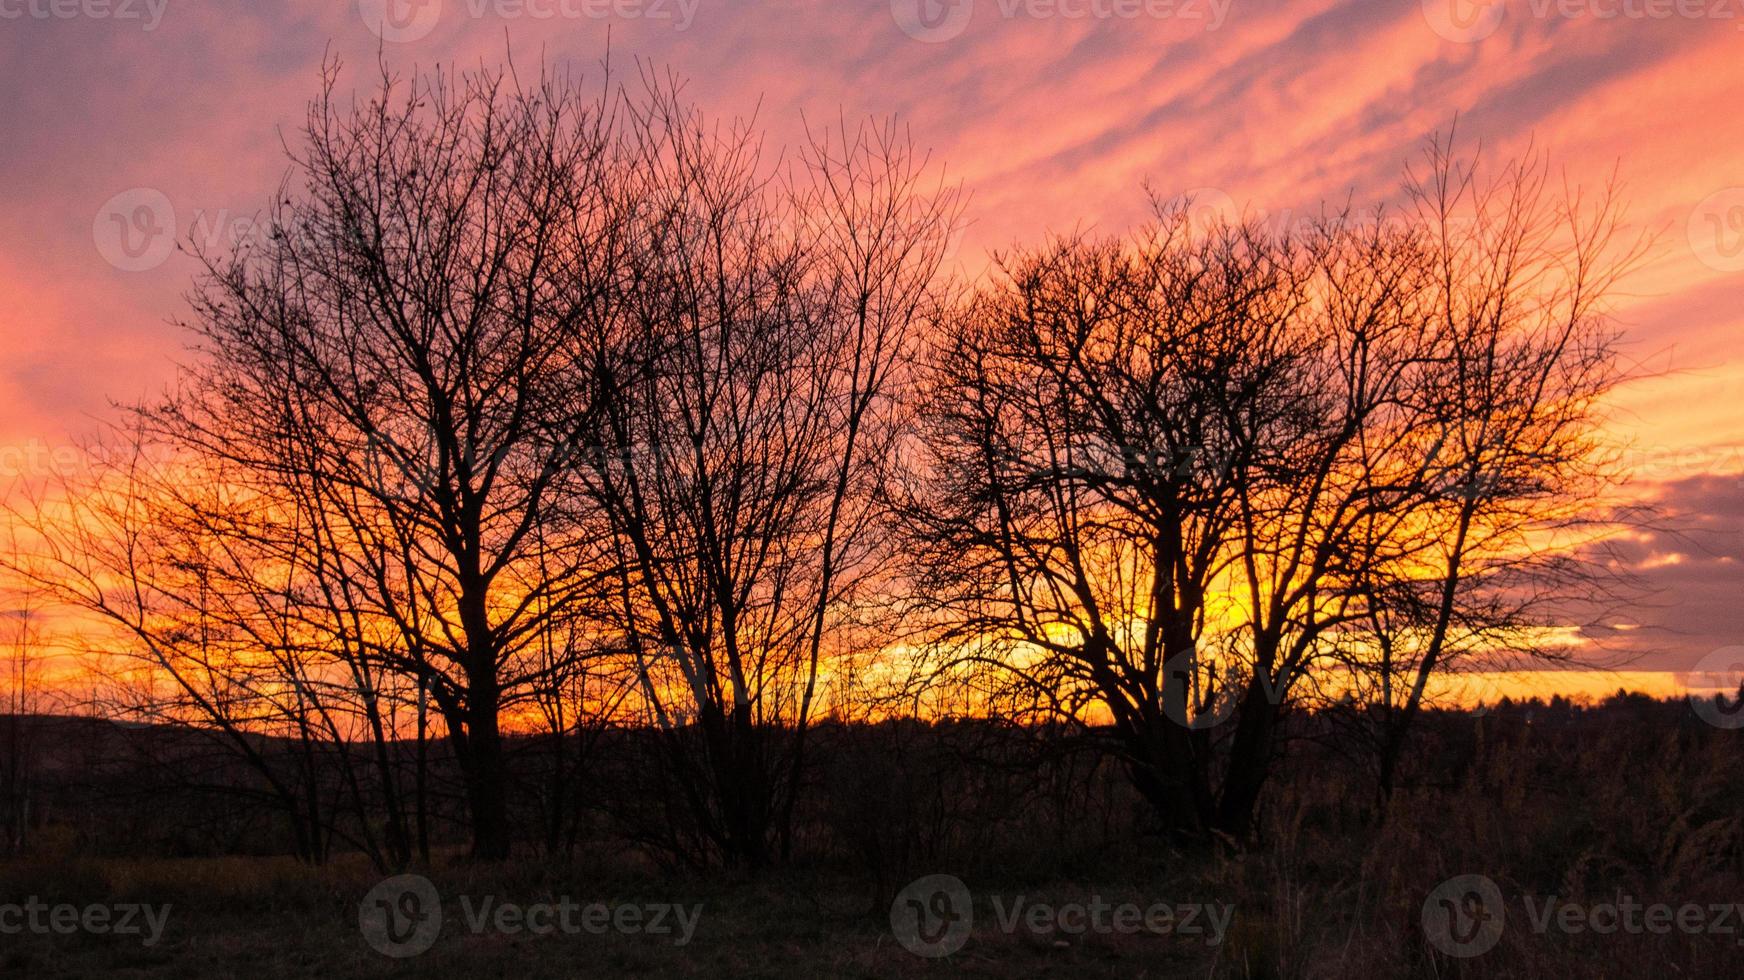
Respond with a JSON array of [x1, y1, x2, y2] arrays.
[[578, 79, 959, 867], [1327, 138, 1644, 810], [899, 141, 1638, 842], [116, 60, 629, 860]]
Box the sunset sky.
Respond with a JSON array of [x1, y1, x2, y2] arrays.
[[1, 0, 1740, 694]]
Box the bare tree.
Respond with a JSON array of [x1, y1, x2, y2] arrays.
[[895, 210, 1313, 837], [899, 141, 1638, 842], [1326, 138, 1646, 809], [113, 59, 630, 860], [0, 572, 40, 855], [578, 79, 959, 867], [5, 434, 379, 863]]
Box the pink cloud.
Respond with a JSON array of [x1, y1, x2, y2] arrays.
[[1, 0, 1741, 663]]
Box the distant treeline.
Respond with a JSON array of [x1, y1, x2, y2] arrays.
[[2, 689, 1731, 881]]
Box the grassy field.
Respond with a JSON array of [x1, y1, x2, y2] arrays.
[[2, 697, 1741, 977], [0, 852, 1233, 978]]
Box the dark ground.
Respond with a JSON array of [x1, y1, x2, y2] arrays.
[[1, 694, 1740, 978]]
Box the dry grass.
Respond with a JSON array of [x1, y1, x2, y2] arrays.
[[2, 699, 1739, 977]]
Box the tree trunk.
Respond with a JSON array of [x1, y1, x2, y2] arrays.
[[440, 666, 513, 862], [1213, 679, 1278, 841], [464, 684, 512, 861]]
